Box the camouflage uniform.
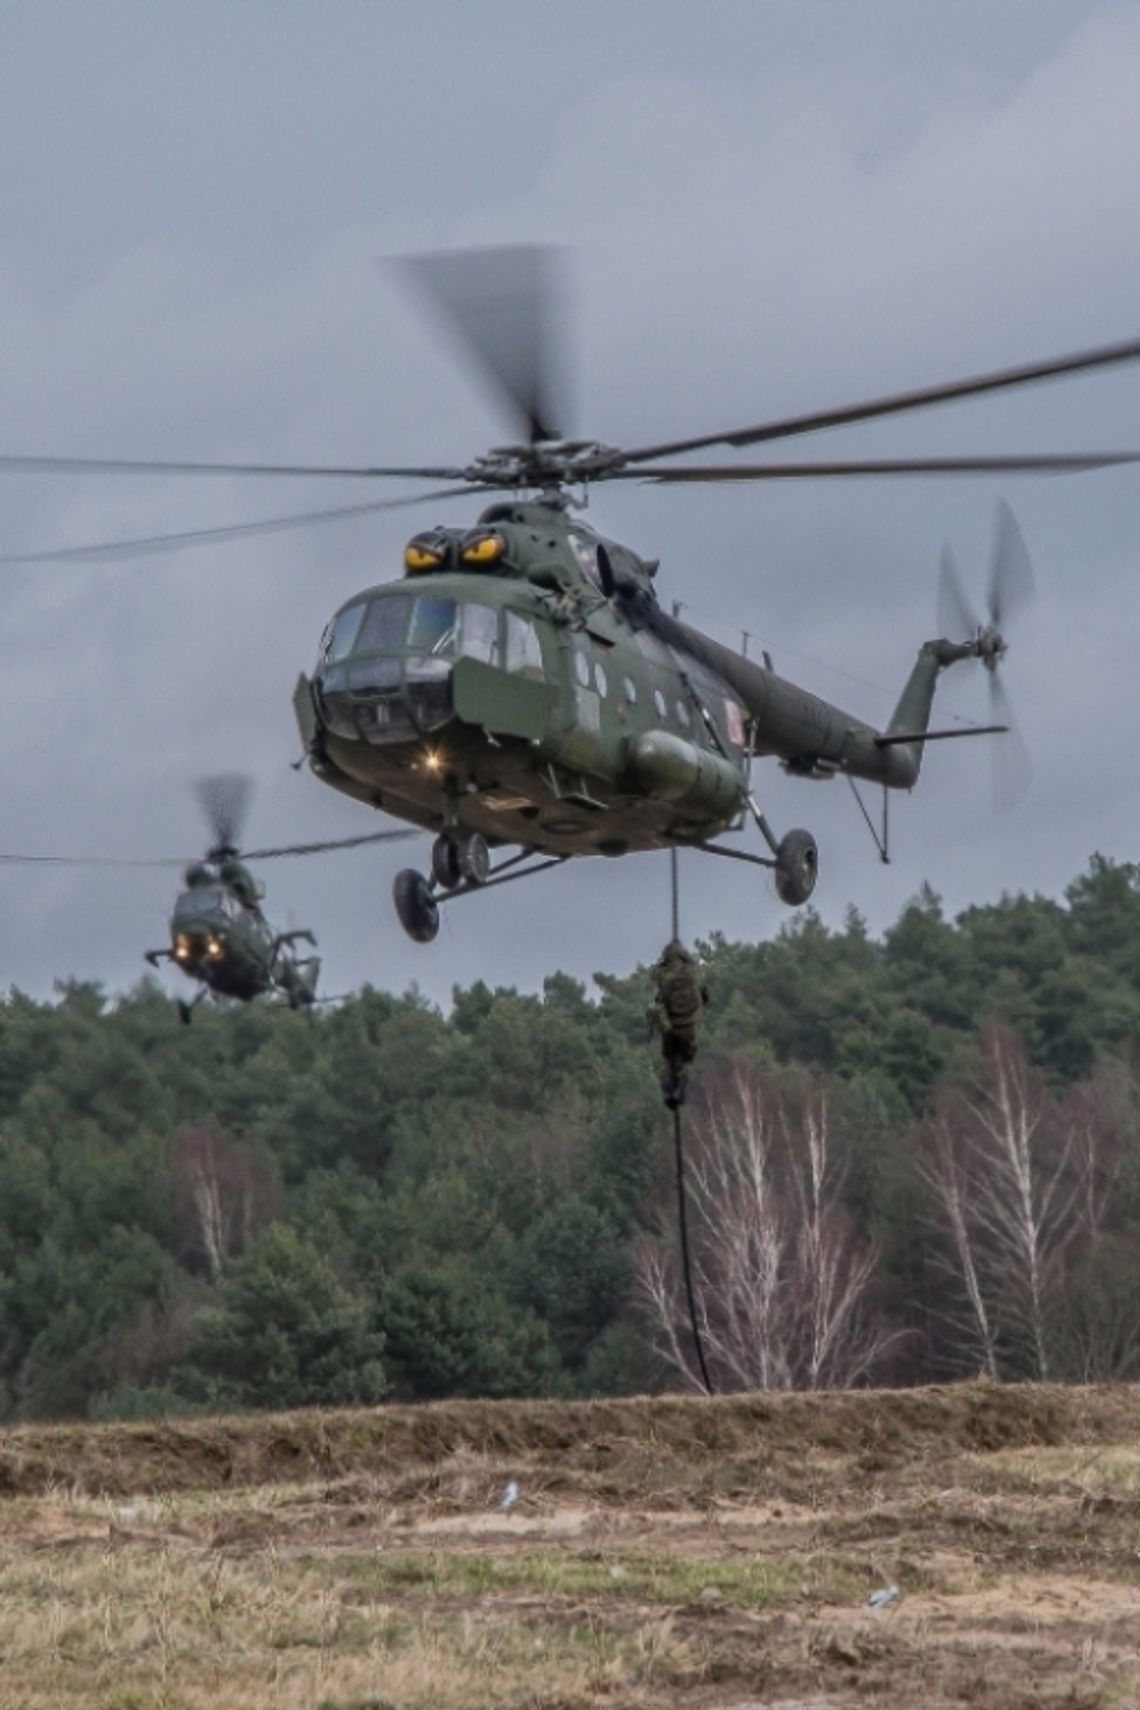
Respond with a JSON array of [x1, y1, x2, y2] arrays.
[[647, 939, 709, 1109]]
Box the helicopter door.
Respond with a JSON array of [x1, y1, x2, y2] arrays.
[[550, 630, 619, 777]]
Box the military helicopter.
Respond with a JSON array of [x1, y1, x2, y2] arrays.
[[141, 774, 410, 1019], [5, 248, 1140, 947]]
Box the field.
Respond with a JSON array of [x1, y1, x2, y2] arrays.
[[1, 1384, 1139, 1709]]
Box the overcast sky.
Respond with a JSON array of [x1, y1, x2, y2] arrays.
[[1, 0, 1138, 1009]]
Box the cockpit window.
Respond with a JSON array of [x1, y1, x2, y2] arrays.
[[461, 603, 499, 665], [325, 602, 367, 663], [356, 594, 412, 655], [505, 611, 544, 679], [408, 595, 458, 657], [174, 885, 233, 922]]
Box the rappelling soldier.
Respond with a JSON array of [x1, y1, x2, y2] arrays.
[[647, 938, 709, 1109]]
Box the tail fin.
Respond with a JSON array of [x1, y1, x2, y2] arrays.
[[884, 639, 975, 785]]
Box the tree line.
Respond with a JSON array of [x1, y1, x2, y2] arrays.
[[0, 853, 1138, 1420]]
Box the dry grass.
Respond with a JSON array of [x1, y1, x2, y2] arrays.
[[2, 1387, 1140, 1707], [0, 1530, 773, 1709]]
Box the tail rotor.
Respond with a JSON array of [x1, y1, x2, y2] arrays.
[[937, 499, 1037, 810]]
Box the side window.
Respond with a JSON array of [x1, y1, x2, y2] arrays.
[[569, 532, 600, 588], [505, 611, 544, 679], [594, 660, 609, 699], [574, 649, 590, 688], [461, 603, 500, 665], [622, 676, 637, 706], [653, 688, 667, 719]]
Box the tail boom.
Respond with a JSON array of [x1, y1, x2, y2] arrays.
[[668, 617, 986, 794]]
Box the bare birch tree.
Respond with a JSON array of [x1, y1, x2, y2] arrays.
[[170, 1123, 280, 1280], [638, 1060, 895, 1393], [921, 1024, 1117, 1380]]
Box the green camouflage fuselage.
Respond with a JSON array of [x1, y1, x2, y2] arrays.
[[293, 502, 949, 858]]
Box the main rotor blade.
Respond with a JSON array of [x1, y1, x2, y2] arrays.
[[620, 334, 1140, 463], [988, 497, 1036, 630], [617, 452, 1140, 482], [938, 544, 979, 641], [244, 828, 416, 860], [0, 827, 417, 867], [0, 486, 476, 564], [0, 455, 467, 479], [391, 246, 569, 445], [0, 851, 183, 867], [196, 774, 253, 853]]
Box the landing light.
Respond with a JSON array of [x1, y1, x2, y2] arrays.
[[404, 527, 454, 573], [423, 750, 443, 773], [405, 541, 444, 573], [460, 529, 505, 565]]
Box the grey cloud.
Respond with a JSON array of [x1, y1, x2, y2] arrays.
[[0, 1, 1136, 1008]]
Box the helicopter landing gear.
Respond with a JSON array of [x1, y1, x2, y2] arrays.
[[177, 988, 207, 1025], [394, 868, 440, 943], [431, 831, 490, 890], [774, 828, 819, 906], [457, 832, 490, 886], [400, 833, 490, 942], [431, 835, 462, 890], [286, 964, 320, 1012]]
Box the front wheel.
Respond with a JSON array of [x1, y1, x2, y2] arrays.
[[774, 828, 818, 906], [457, 832, 490, 886], [393, 869, 440, 943], [431, 835, 462, 890]]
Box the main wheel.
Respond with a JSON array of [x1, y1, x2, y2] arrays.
[[393, 869, 440, 943], [774, 828, 818, 906], [431, 835, 463, 890], [457, 832, 490, 886]]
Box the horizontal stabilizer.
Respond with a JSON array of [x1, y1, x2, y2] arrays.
[[875, 724, 1007, 748]]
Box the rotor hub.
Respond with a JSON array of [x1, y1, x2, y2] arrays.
[[464, 438, 625, 490], [977, 628, 1006, 672]]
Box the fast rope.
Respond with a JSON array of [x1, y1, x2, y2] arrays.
[[668, 847, 715, 1396]]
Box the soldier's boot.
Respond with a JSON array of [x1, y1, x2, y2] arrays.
[[661, 1048, 688, 1110]]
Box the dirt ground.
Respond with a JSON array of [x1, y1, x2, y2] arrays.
[[1, 1383, 1139, 1709]]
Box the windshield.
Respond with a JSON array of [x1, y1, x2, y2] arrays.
[[173, 886, 231, 923], [324, 602, 367, 664], [323, 593, 462, 662], [408, 596, 458, 656], [355, 594, 412, 654]]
